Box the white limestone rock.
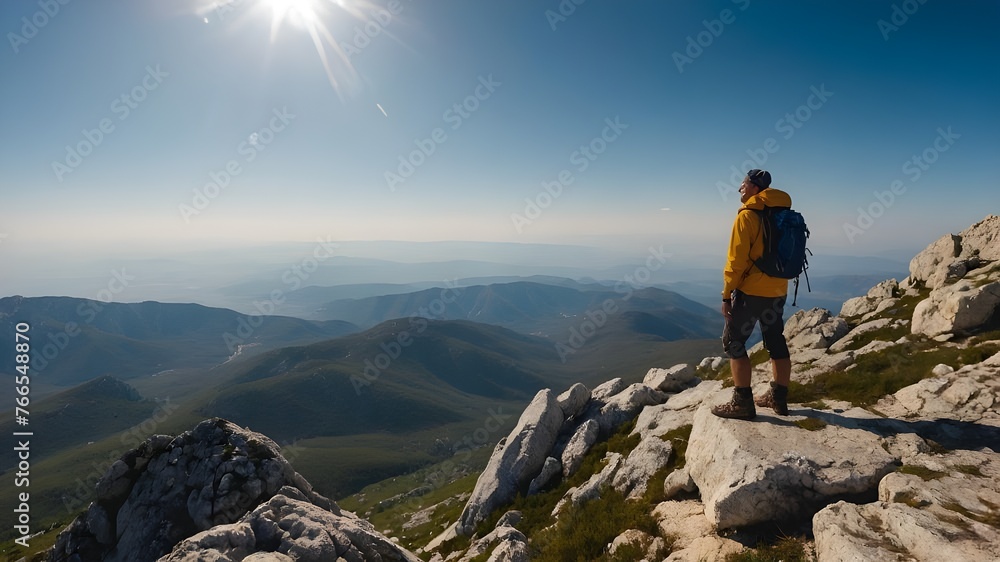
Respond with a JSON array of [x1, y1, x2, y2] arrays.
[[931, 363, 955, 376], [911, 280, 1000, 337], [456, 389, 565, 535], [653, 500, 743, 562], [784, 308, 849, 350], [458, 519, 526, 562], [527, 457, 561, 495], [591, 377, 627, 401], [860, 297, 900, 322], [868, 279, 900, 300], [698, 356, 726, 371], [813, 499, 999, 562], [556, 382, 591, 420], [582, 383, 668, 436], [552, 453, 623, 517], [560, 419, 599, 477], [909, 215, 1000, 290], [611, 435, 673, 499], [632, 404, 693, 440], [662, 466, 697, 500], [50, 420, 334, 562], [828, 318, 894, 353], [686, 398, 899, 529], [644, 364, 697, 393], [874, 359, 1000, 423], [608, 529, 665, 560], [909, 233, 963, 290], [161, 489, 421, 562]]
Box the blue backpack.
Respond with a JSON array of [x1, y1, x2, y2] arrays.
[[753, 207, 811, 305]]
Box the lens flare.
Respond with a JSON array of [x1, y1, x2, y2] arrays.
[[201, 0, 395, 98]]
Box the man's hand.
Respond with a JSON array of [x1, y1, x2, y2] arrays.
[[722, 300, 733, 321]]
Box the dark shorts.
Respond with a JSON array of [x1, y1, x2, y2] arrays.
[[722, 290, 790, 360]]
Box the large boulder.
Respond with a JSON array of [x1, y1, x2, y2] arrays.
[[456, 389, 565, 535], [644, 364, 697, 393], [161, 487, 420, 562], [686, 398, 899, 529], [556, 383, 591, 419], [911, 280, 1000, 337], [908, 215, 1000, 289], [909, 233, 963, 290], [49, 419, 337, 562], [784, 308, 849, 350]]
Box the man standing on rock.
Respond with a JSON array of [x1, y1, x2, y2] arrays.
[[713, 169, 791, 420]]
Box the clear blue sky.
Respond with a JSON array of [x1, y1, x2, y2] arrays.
[[1, 0, 997, 261]]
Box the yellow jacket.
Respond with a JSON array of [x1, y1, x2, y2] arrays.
[[722, 188, 791, 299]]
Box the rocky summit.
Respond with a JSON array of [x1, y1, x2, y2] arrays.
[[423, 215, 1000, 561], [46, 215, 1000, 561], [49, 418, 418, 562]]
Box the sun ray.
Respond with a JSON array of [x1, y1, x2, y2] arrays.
[[199, 0, 408, 98]]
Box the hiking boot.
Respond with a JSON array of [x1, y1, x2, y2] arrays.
[[711, 388, 756, 420], [755, 382, 789, 415]]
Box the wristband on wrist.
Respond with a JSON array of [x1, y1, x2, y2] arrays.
[[722, 298, 732, 302]]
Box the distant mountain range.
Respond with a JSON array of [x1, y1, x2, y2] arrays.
[[309, 281, 723, 340], [0, 305, 721, 516], [0, 296, 357, 388]]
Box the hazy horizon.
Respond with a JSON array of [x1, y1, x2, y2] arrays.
[[2, 0, 996, 293]]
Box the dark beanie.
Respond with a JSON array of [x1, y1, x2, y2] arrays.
[[747, 169, 771, 189]]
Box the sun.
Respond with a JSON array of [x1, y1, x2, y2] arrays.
[[258, 0, 321, 30], [253, 0, 362, 96], [200, 0, 383, 96]]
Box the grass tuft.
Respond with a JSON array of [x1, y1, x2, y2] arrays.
[[793, 417, 827, 431], [795, 341, 1000, 406], [899, 465, 948, 481], [954, 464, 985, 477], [892, 490, 930, 509], [942, 500, 1000, 529], [724, 536, 812, 562]]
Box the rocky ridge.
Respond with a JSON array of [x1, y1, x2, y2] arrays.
[[421, 215, 1000, 561], [49, 418, 419, 562]]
